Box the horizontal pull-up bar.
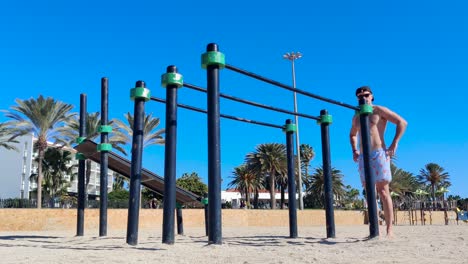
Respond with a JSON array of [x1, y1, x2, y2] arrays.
[[224, 64, 359, 111], [150, 97, 284, 129], [183, 83, 320, 121]]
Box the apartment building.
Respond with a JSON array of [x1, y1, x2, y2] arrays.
[[0, 133, 114, 200]]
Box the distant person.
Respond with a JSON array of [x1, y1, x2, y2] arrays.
[[349, 86, 407, 237]]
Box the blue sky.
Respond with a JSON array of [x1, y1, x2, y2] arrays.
[[1, 1, 467, 198]]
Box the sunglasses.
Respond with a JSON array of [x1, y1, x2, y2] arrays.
[[357, 93, 372, 98]]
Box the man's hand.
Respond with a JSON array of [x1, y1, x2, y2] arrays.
[[386, 143, 397, 158], [353, 150, 360, 162]]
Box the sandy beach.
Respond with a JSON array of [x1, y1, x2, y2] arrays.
[[0, 225, 467, 264]]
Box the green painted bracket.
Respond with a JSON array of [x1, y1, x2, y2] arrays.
[[201, 51, 225, 69], [130, 87, 151, 101], [359, 104, 373, 115], [282, 123, 297, 133], [161, 72, 184, 88], [76, 137, 86, 144], [75, 153, 86, 160], [317, 114, 333, 125], [98, 125, 112, 133], [97, 143, 112, 152]]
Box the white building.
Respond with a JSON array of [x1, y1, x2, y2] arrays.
[[0, 134, 34, 199], [221, 189, 300, 209], [0, 133, 114, 200]]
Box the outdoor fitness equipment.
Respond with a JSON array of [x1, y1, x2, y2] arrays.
[[74, 78, 113, 237], [205, 43, 378, 241], [125, 42, 378, 245], [127, 65, 307, 245]]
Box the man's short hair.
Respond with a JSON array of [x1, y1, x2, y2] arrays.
[[355, 86, 374, 101]]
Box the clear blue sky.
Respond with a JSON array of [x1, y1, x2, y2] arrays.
[[1, 1, 467, 198]]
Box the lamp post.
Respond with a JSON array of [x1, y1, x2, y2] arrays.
[[283, 52, 304, 210]]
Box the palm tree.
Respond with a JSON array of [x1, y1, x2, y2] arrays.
[[300, 144, 315, 187], [304, 165, 345, 208], [4, 95, 74, 208], [112, 172, 127, 191], [31, 147, 75, 207], [0, 122, 26, 151], [112, 112, 165, 147], [58, 112, 128, 203], [228, 164, 256, 208], [389, 164, 419, 196], [245, 143, 287, 209], [418, 163, 450, 203]]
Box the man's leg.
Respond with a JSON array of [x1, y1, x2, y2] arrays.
[[376, 181, 393, 236]]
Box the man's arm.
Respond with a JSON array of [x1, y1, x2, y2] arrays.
[[377, 106, 408, 156], [350, 115, 360, 162]]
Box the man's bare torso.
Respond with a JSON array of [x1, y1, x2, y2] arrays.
[[353, 105, 388, 151]]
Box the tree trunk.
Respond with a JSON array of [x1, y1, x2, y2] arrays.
[[431, 184, 436, 210], [269, 170, 276, 209], [245, 188, 251, 209], [37, 149, 44, 209]]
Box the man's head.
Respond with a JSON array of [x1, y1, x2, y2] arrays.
[[355, 86, 374, 103]]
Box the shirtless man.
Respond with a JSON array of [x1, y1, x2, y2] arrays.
[[349, 86, 407, 236]]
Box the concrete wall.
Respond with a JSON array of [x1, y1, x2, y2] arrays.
[[0, 209, 451, 232]]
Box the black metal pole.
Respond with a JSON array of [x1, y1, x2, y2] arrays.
[[203, 194, 209, 237], [183, 83, 320, 121], [320, 109, 336, 238], [285, 119, 298, 238], [206, 43, 222, 244], [99, 77, 109, 237], [76, 93, 87, 236], [162, 66, 179, 244], [359, 99, 379, 238], [126, 80, 147, 245], [176, 203, 184, 235]]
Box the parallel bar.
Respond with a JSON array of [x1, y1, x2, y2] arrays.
[[359, 98, 379, 238], [285, 119, 298, 238], [99, 77, 109, 237], [206, 43, 222, 245], [150, 97, 284, 129], [76, 93, 87, 236], [320, 109, 336, 238], [126, 81, 147, 246], [162, 66, 179, 244], [183, 83, 320, 121], [225, 64, 359, 111]]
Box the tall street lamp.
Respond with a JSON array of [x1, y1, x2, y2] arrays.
[[283, 51, 304, 210]]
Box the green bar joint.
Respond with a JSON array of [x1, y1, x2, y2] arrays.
[[161, 72, 184, 88], [359, 104, 373, 115], [282, 123, 297, 133], [201, 198, 208, 205], [97, 143, 112, 152], [98, 125, 112, 133], [318, 114, 333, 125], [201, 51, 226, 69], [75, 153, 86, 160], [76, 137, 86, 144], [130, 87, 151, 101], [176, 202, 182, 209]]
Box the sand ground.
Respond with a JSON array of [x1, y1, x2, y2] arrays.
[[0, 225, 467, 264]]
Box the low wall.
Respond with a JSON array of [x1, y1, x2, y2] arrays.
[[0, 209, 449, 232]]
